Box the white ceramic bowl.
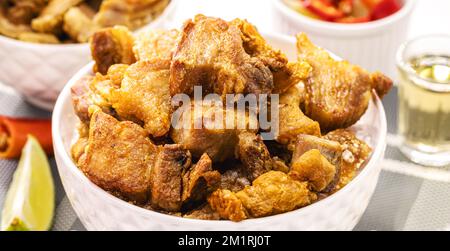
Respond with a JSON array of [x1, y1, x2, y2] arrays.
[[52, 33, 387, 230], [272, 0, 416, 78], [0, 0, 179, 111]]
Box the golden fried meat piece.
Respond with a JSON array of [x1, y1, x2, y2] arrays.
[[231, 18, 312, 94], [292, 134, 343, 168], [31, 0, 83, 34], [17, 31, 59, 43], [71, 64, 128, 123], [94, 0, 169, 30], [296, 33, 392, 131], [272, 61, 312, 94], [231, 18, 287, 71], [292, 134, 343, 192], [150, 144, 191, 212], [170, 14, 273, 97], [324, 129, 372, 191], [71, 76, 97, 123], [237, 131, 272, 181], [5, 0, 47, 25], [133, 29, 179, 61], [63, 6, 96, 43], [78, 108, 158, 203], [71, 137, 88, 165], [91, 26, 136, 74], [276, 86, 321, 145], [289, 149, 336, 192], [208, 189, 248, 222], [182, 153, 221, 206], [0, 9, 32, 39], [111, 60, 171, 137], [170, 100, 258, 162], [236, 171, 317, 218]]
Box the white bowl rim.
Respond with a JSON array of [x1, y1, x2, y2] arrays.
[[273, 0, 416, 35], [0, 0, 179, 50], [52, 32, 387, 227]]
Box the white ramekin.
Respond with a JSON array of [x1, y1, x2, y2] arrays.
[[52, 33, 387, 231], [0, 0, 179, 111], [272, 0, 416, 78]]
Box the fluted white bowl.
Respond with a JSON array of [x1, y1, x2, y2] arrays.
[[0, 0, 179, 111], [52, 33, 387, 231], [272, 0, 416, 78]]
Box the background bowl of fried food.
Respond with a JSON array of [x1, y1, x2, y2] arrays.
[[272, 0, 416, 78], [53, 30, 388, 230], [0, 0, 178, 111]]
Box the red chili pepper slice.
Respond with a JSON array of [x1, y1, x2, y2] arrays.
[[302, 0, 345, 21], [370, 0, 401, 20]]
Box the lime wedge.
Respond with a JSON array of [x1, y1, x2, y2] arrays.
[[432, 65, 450, 82], [1, 135, 55, 231]]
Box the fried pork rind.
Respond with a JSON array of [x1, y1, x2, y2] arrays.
[[231, 18, 311, 93], [170, 14, 273, 97], [292, 134, 343, 192], [150, 144, 191, 212], [276, 85, 321, 145], [208, 189, 248, 222], [0, 9, 32, 39], [236, 171, 317, 218], [17, 31, 59, 43], [71, 64, 128, 123], [111, 59, 171, 137], [237, 131, 273, 181], [133, 29, 179, 61], [91, 26, 136, 74], [71, 137, 88, 165], [231, 18, 287, 71], [290, 149, 336, 192], [170, 100, 258, 162], [324, 129, 371, 191], [4, 0, 47, 25], [63, 6, 96, 43], [78, 108, 158, 203], [182, 153, 221, 207], [272, 61, 312, 94], [93, 0, 169, 30], [31, 0, 83, 34], [296, 33, 392, 132]]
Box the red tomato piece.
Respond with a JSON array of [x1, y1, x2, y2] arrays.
[[302, 0, 345, 21], [370, 0, 402, 20]]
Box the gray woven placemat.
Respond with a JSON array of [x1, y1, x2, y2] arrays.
[[1, 84, 449, 231]]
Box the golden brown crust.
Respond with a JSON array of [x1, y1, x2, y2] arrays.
[[208, 189, 248, 222], [111, 59, 171, 137], [276, 86, 321, 145], [133, 29, 179, 61], [236, 171, 317, 218], [237, 131, 272, 181], [150, 144, 191, 212], [170, 14, 273, 97], [182, 153, 221, 205], [91, 26, 136, 74], [296, 33, 391, 132], [290, 149, 336, 192], [79, 109, 158, 203], [324, 129, 372, 191]]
